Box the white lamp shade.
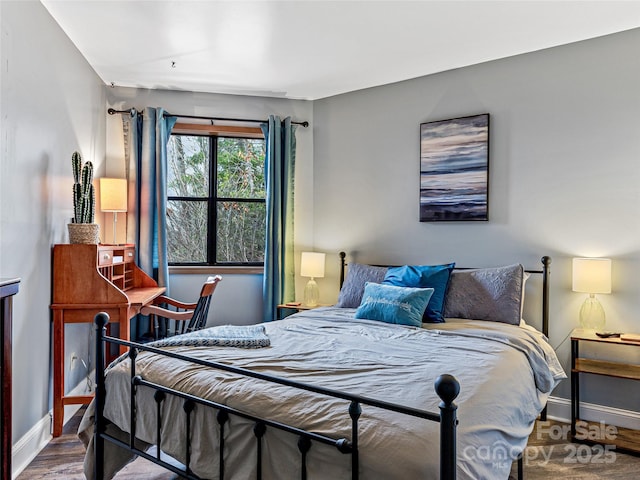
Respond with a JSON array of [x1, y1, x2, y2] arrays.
[[100, 178, 128, 212], [572, 258, 612, 294], [300, 252, 325, 278]]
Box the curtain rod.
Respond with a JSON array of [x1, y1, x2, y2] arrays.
[[107, 108, 309, 128]]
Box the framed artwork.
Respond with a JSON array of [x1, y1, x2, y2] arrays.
[[420, 113, 489, 222]]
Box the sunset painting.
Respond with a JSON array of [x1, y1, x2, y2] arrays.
[[420, 114, 489, 222]]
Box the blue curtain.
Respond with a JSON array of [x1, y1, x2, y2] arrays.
[[123, 107, 177, 338], [261, 116, 297, 322]]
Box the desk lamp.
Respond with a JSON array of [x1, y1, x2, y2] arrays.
[[100, 178, 127, 245]]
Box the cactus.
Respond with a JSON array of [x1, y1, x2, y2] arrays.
[[71, 152, 95, 224]]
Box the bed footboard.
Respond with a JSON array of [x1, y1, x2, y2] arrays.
[[93, 312, 460, 480]]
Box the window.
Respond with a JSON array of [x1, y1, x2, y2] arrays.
[[166, 132, 266, 266]]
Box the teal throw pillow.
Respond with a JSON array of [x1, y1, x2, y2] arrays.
[[382, 263, 455, 323], [354, 282, 434, 327]]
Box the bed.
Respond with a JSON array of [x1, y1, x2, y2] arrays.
[[79, 254, 565, 480]]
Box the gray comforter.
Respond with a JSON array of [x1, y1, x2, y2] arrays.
[[80, 307, 565, 479]]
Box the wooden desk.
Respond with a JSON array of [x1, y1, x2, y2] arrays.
[[50, 244, 165, 437]]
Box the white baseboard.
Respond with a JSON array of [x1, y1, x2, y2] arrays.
[[546, 395, 640, 430], [12, 380, 93, 479], [11, 413, 52, 480]]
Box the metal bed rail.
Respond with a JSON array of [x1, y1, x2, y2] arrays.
[[93, 312, 460, 480]]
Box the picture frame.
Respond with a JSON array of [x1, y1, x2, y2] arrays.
[[419, 113, 490, 222]]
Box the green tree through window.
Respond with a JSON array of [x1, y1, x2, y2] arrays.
[[166, 134, 266, 265]]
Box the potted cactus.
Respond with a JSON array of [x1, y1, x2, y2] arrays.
[[67, 151, 100, 244]]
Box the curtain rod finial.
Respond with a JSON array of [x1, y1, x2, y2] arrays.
[[107, 107, 137, 117]]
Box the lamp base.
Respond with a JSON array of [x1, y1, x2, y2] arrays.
[[579, 294, 606, 330], [303, 278, 319, 307], [112, 212, 118, 245]]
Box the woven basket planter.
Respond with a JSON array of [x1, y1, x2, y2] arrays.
[[68, 223, 100, 244]]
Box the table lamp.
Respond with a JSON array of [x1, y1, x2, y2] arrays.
[[301, 252, 325, 307], [100, 178, 127, 245], [572, 257, 612, 330]]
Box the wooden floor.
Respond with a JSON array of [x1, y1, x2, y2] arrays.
[[16, 408, 640, 479], [507, 419, 640, 480], [16, 406, 176, 480]]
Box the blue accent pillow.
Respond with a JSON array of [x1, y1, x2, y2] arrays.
[[354, 283, 434, 327], [382, 263, 455, 323]]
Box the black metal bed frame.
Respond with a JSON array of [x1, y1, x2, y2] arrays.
[[93, 254, 551, 480], [93, 313, 461, 480]]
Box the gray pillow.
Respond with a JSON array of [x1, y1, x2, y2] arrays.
[[335, 263, 388, 308], [443, 264, 524, 325]]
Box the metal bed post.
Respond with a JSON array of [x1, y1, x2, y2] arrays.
[[541, 256, 551, 339], [217, 410, 229, 479], [154, 391, 165, 461], [540, 255, 551, 424], [93, 312, 109, 480], [571, 338, 579, 439], [518, 453, 524, 479], [349, 401, 362, 480], [254, 421, 266, 480], [435, 374, 460, 480], [183, 400, 196, 475], [298, 435, 312, 480], [129, 348, 138, 449]]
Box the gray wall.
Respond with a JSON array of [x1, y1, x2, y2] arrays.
[[0, 0, 106, 443], [2, 0, 639, 466], [313, 28, 640, 410]]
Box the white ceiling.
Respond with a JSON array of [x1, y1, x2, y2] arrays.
[[41, 0, 640, 101]]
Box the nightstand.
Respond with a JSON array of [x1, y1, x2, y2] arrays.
[[276, 303, 329, 319], [570, 329, 640, 454]]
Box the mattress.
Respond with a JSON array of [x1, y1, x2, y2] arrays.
[[80, 307, 565, 479]]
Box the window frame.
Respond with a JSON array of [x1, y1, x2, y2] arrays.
[[167, 123, 266, 268]]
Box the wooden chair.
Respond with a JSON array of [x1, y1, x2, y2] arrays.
[[141, 275, 222, 339]]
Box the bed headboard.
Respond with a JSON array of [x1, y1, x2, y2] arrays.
[[338, 252, 552, 337]]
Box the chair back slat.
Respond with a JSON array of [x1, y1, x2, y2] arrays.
[[187, 275, 222, 332], [148, 275, 222, 339]]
